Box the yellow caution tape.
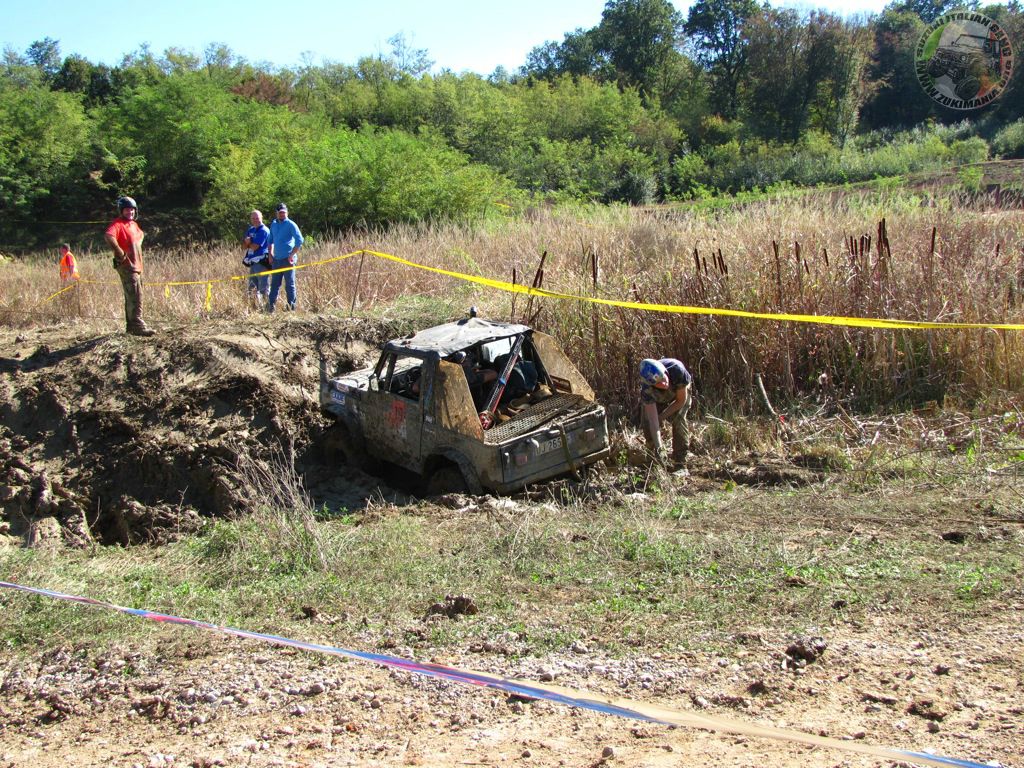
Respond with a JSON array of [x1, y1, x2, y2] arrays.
[[39, 282, 78, 304], [360, 249, 1024, 331], [73, 253, 361, 290], [35, 248, 1024, 331]]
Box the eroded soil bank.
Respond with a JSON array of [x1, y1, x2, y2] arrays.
[[0, 317, 818, 548], [0, 318, 408, 548]]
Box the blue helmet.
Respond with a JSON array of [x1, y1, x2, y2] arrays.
[[117, 196, 138, 212], [640, 358, 669, 389]]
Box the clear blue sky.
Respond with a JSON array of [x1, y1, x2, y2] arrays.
[[5, 0, 890, 76]]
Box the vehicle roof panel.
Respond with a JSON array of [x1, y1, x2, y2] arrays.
[[387, 318, 531, 356]]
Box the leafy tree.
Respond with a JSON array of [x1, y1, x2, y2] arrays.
[[54, 55, 114, 107], [884, 0, 961, 23], [860, 10, 933, 129], [520, 75, 643, 146], [522, 28, 609, 81], [741, 8, 813, 142], [53, 54, 91, 93], [161, 47, 202, 75], [110, 45, 165, 96], [988, 6, 1023, 122], [26, 38, 62, 82], [388, 33, 434, 77], [590, 139, 658, 203], [0, 80, 92, 219], [741, 10, 872, 145], [648, 48, 710, 136], [2, 46, 27, 69], [597, 0, 685, 94], [201, 125, 515, 233], [684, 0, 758, 118], [2, 46, 40, 88], [805, 15, 874, 147], [101, 72, 261, 201], [231, 72, 296, 107], [488, 66, 513, 85], [523, 1, 685, 95]]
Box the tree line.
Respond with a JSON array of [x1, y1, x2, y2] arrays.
[[2, 0, 1023, 246]]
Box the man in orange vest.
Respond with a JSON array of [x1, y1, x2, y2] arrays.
[[104, 196, 155, 336], [58, 243, 79, 281]]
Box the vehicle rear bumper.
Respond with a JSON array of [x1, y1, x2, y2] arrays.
[[489, 446, 610, 494]]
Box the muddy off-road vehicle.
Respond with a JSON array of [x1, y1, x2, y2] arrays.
[[320, 318, 610, 494]]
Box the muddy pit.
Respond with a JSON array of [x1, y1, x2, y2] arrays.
[[0, 316, 824, 550], [0, 317, 422, 548]]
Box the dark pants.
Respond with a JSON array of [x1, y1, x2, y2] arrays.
[[116, 264, 146, 331]]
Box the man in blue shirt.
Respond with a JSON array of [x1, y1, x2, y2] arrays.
[[242, 209, 271, 307], [639, 357, 693, 471], [267, 202, 304, 312]]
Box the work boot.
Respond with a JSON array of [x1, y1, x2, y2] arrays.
[[127, 324, 155, 337], [670, 447, 688, 474]]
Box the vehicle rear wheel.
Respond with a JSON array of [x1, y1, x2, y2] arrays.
[[424, 465, 468, 495]]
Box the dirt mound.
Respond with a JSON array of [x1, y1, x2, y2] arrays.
[[0, 316, 402, 547]]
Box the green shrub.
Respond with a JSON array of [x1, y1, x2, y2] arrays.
[[992, 120, 1024, 159], [201, 126, 518, 234], [698, 115, 743, 147], [701, 139, 742, 190], [958, 165, 985, 193], [949, 137, 989, 165], [669, 152, 711, 198], [589, 141, 657, 204]]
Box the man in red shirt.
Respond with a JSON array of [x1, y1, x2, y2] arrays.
[[104, 196, 154, 336]]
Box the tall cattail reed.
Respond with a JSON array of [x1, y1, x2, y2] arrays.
[[3, 192, 1023, 415]]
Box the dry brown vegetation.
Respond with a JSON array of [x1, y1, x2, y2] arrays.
[[3, 192, 1023, 416]]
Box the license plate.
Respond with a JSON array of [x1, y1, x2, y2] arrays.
[[330, 390, 346, 405], [536, 436, 562, 456]]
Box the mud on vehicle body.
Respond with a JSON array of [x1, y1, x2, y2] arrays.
[[320, 318, 610, 494]]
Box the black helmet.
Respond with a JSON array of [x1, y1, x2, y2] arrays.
[[117, 196, 138, 211]]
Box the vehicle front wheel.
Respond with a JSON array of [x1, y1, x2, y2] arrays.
[[424, 465, 468, 496], [955, 76, 981, 101], [321, 421, 378, 473]]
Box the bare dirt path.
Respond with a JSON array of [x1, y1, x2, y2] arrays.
[[1, 611, 1021, 768]]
